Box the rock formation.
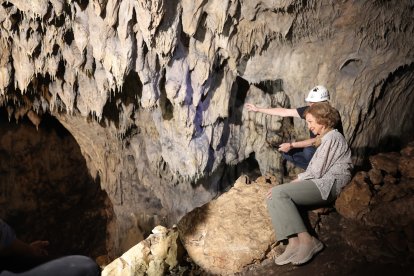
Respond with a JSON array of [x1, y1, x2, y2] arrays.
[[336, 141, 414, 263], [178, 175, 277, 275], [103, 142, 414, 275], [101, 225, 183, 276], [1, 0, 414, 259]]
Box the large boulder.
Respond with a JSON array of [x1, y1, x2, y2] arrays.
[[335, 171, 373, 220], [177, 175, 277, 275]]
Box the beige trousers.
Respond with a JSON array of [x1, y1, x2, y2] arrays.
[[266, 180, 336, 241]]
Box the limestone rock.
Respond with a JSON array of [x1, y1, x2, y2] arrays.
[[340, 191, 414, 262], [399, 156, 414, 179], [337, 142, 414, 263], [102, 226, 183, 276], [335, 171, 372, 220], [368, 168, 383, 185], [383, 174, 398, 186], [177, 176, 277, 275], [371, 183, 403, 204], [369, 152, 400, 176], [364, 190, 414, 229], [400, 142, 414, 180], [401, 142, 414, 157]]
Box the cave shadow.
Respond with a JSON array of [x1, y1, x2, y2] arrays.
[[351, 134, 408, 172], [228, 76, 250, 126], [100, 70, 142, 133], [0, 107, 111, 260], [200, 76, 250, 174], [191, 153, 262, 199]]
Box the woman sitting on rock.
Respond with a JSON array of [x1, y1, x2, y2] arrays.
[[266, 102, 353, 265]]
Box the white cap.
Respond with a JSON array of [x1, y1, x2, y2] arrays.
[[305, 85, 330, 102]]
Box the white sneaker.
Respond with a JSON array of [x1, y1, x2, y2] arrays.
[[275, 245, 299, 265], [291, 237, 324, 265]]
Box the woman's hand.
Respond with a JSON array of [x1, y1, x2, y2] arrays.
[[29, 240, 49, 257], [266, 187, 273, 199], [3, 239, 49, 258], [244, 103, 258, 112], [278, 142, 292, 153]]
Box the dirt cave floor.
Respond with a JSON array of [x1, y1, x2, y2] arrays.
[[231, 212, 414, 276]]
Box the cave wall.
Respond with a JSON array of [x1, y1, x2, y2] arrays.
[[240, 0, 414, 162], [1, 0, 414, 256]]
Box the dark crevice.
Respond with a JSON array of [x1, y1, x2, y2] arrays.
[[193, 12, 208, 42], [229, 76, 249, 125], [159, 70, 174, 121], [180, 29, 190, 49], [254, 79, 284, 95], [63, 29, 74, 45], [75, 0, 89, 11], [100, 71, 142, 128]]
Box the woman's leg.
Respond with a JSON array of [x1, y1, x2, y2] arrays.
[[0, 255, 100, 276], [267, 180, 331, 240], [267, 180, 335, 265], [281, 146, 316, 169]]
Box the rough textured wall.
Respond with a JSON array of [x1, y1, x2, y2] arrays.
[[1, 0, 413, 256], [239, 0, 414, 163]]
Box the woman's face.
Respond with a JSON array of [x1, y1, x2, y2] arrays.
[[305, 113, 326, 135]]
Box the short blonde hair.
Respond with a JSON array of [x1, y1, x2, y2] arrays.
[[304, 102, 340, 129]]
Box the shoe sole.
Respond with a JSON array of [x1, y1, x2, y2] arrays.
[[291, 241, 324, 265], [275, 254, 297, 266]]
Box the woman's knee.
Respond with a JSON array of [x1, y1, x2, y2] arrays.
[[36, 255, 100, 276], [270, 185, 289, 199]]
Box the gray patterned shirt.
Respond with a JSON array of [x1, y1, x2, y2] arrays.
[[297, 129, 353, 200]]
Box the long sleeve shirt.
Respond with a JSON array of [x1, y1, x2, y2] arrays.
[[297, 129, 353, 200]]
